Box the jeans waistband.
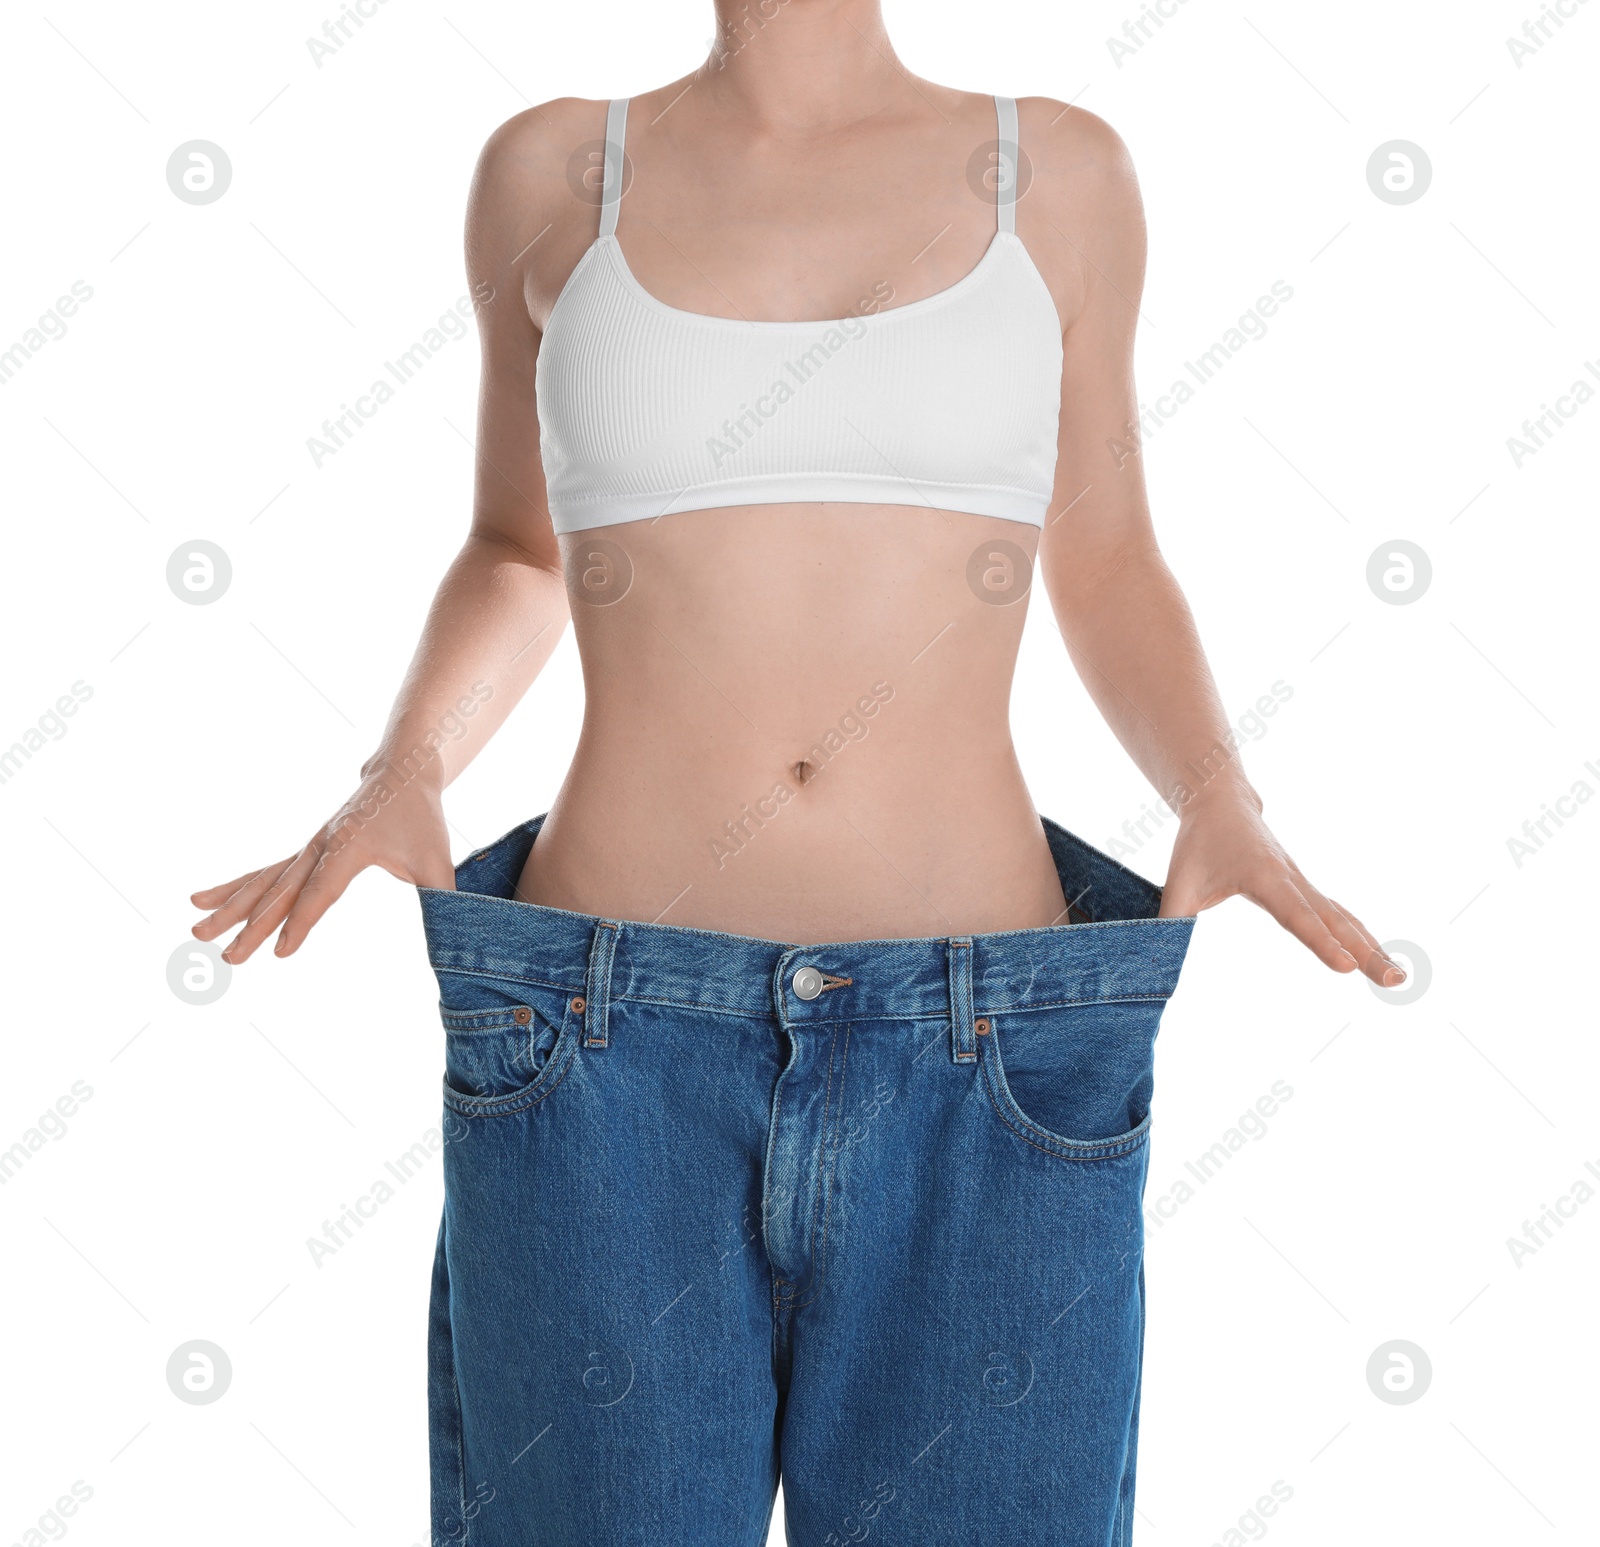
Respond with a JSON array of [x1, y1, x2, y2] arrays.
[[417, 813, 1193, 1024]]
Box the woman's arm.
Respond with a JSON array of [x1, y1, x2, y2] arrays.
[[191, 106, 581, 964], [1027, 101, 1402, 988]]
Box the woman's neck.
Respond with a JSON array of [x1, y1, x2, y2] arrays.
[[695, 0, 913, 132]]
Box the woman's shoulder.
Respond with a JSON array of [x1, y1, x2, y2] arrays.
[[1013, 96, 1136, 178], [463, 98, 616, 310], [905, 85, 1140, 213], [1009, 95, 1144, 241], [470, 96, 611, 210]]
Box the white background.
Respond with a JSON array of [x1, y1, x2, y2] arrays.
[[2, 0, 1595, 1542]]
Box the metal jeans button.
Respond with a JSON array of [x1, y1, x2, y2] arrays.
[[791, 966, 824, 1000]]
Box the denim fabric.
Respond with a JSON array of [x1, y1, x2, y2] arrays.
[[418, 813, 1194, 1547]]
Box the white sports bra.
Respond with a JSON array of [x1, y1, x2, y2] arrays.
[[535, 95, 1063, 535]]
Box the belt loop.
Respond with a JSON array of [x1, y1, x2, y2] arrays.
[[584, 920, 620, 1049], [948, 937, 976, 1064]]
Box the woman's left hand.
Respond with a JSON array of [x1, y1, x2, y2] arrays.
[[1158, 786, 1405, 988]]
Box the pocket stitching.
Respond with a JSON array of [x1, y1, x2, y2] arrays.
[[441, 1001, 578, 1117], [440, 1005, 534, 1033], [977, 1023, 1152, 1161], [441, 1032, 577, 1117]]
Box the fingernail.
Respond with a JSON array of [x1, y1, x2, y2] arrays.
[[1337, 950, 1358, 970], [1383, 964, 1406, 985]]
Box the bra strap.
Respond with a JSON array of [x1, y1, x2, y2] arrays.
[[993, 94, 1018, 235], [599, 97, 629, 237]]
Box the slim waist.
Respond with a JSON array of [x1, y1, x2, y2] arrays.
[[417, 813, 1194, 1025]]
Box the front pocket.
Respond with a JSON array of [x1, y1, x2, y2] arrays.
[[978, 998, 1167, 1161], [438, 975, 580, 1117]]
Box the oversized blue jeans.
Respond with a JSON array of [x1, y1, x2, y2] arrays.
[[418, 813, 1194, 1546]]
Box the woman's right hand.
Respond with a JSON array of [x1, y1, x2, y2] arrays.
[[190, 765, 458, 964]]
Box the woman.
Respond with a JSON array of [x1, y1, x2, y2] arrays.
[[194, 3, 1402, 1541]]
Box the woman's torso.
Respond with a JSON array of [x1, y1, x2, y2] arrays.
[[510, 84, 1084, 942]]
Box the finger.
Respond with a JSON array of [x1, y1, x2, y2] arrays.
[[1158, 893, 1190, 920], [1313, 892, 1406, 987], [191, 867, 273, 910], [223, 846, 320, 964], [192, 859, 294, 941], [1244, 874, 1361, 974], [276, 834, 457, 956], [398, 843, 457, 892], [1157, 852, 1216, 919], [1283, 867, 1401, 983], [274, 849, 361, 957], [1158, 873, 1205, 919]]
